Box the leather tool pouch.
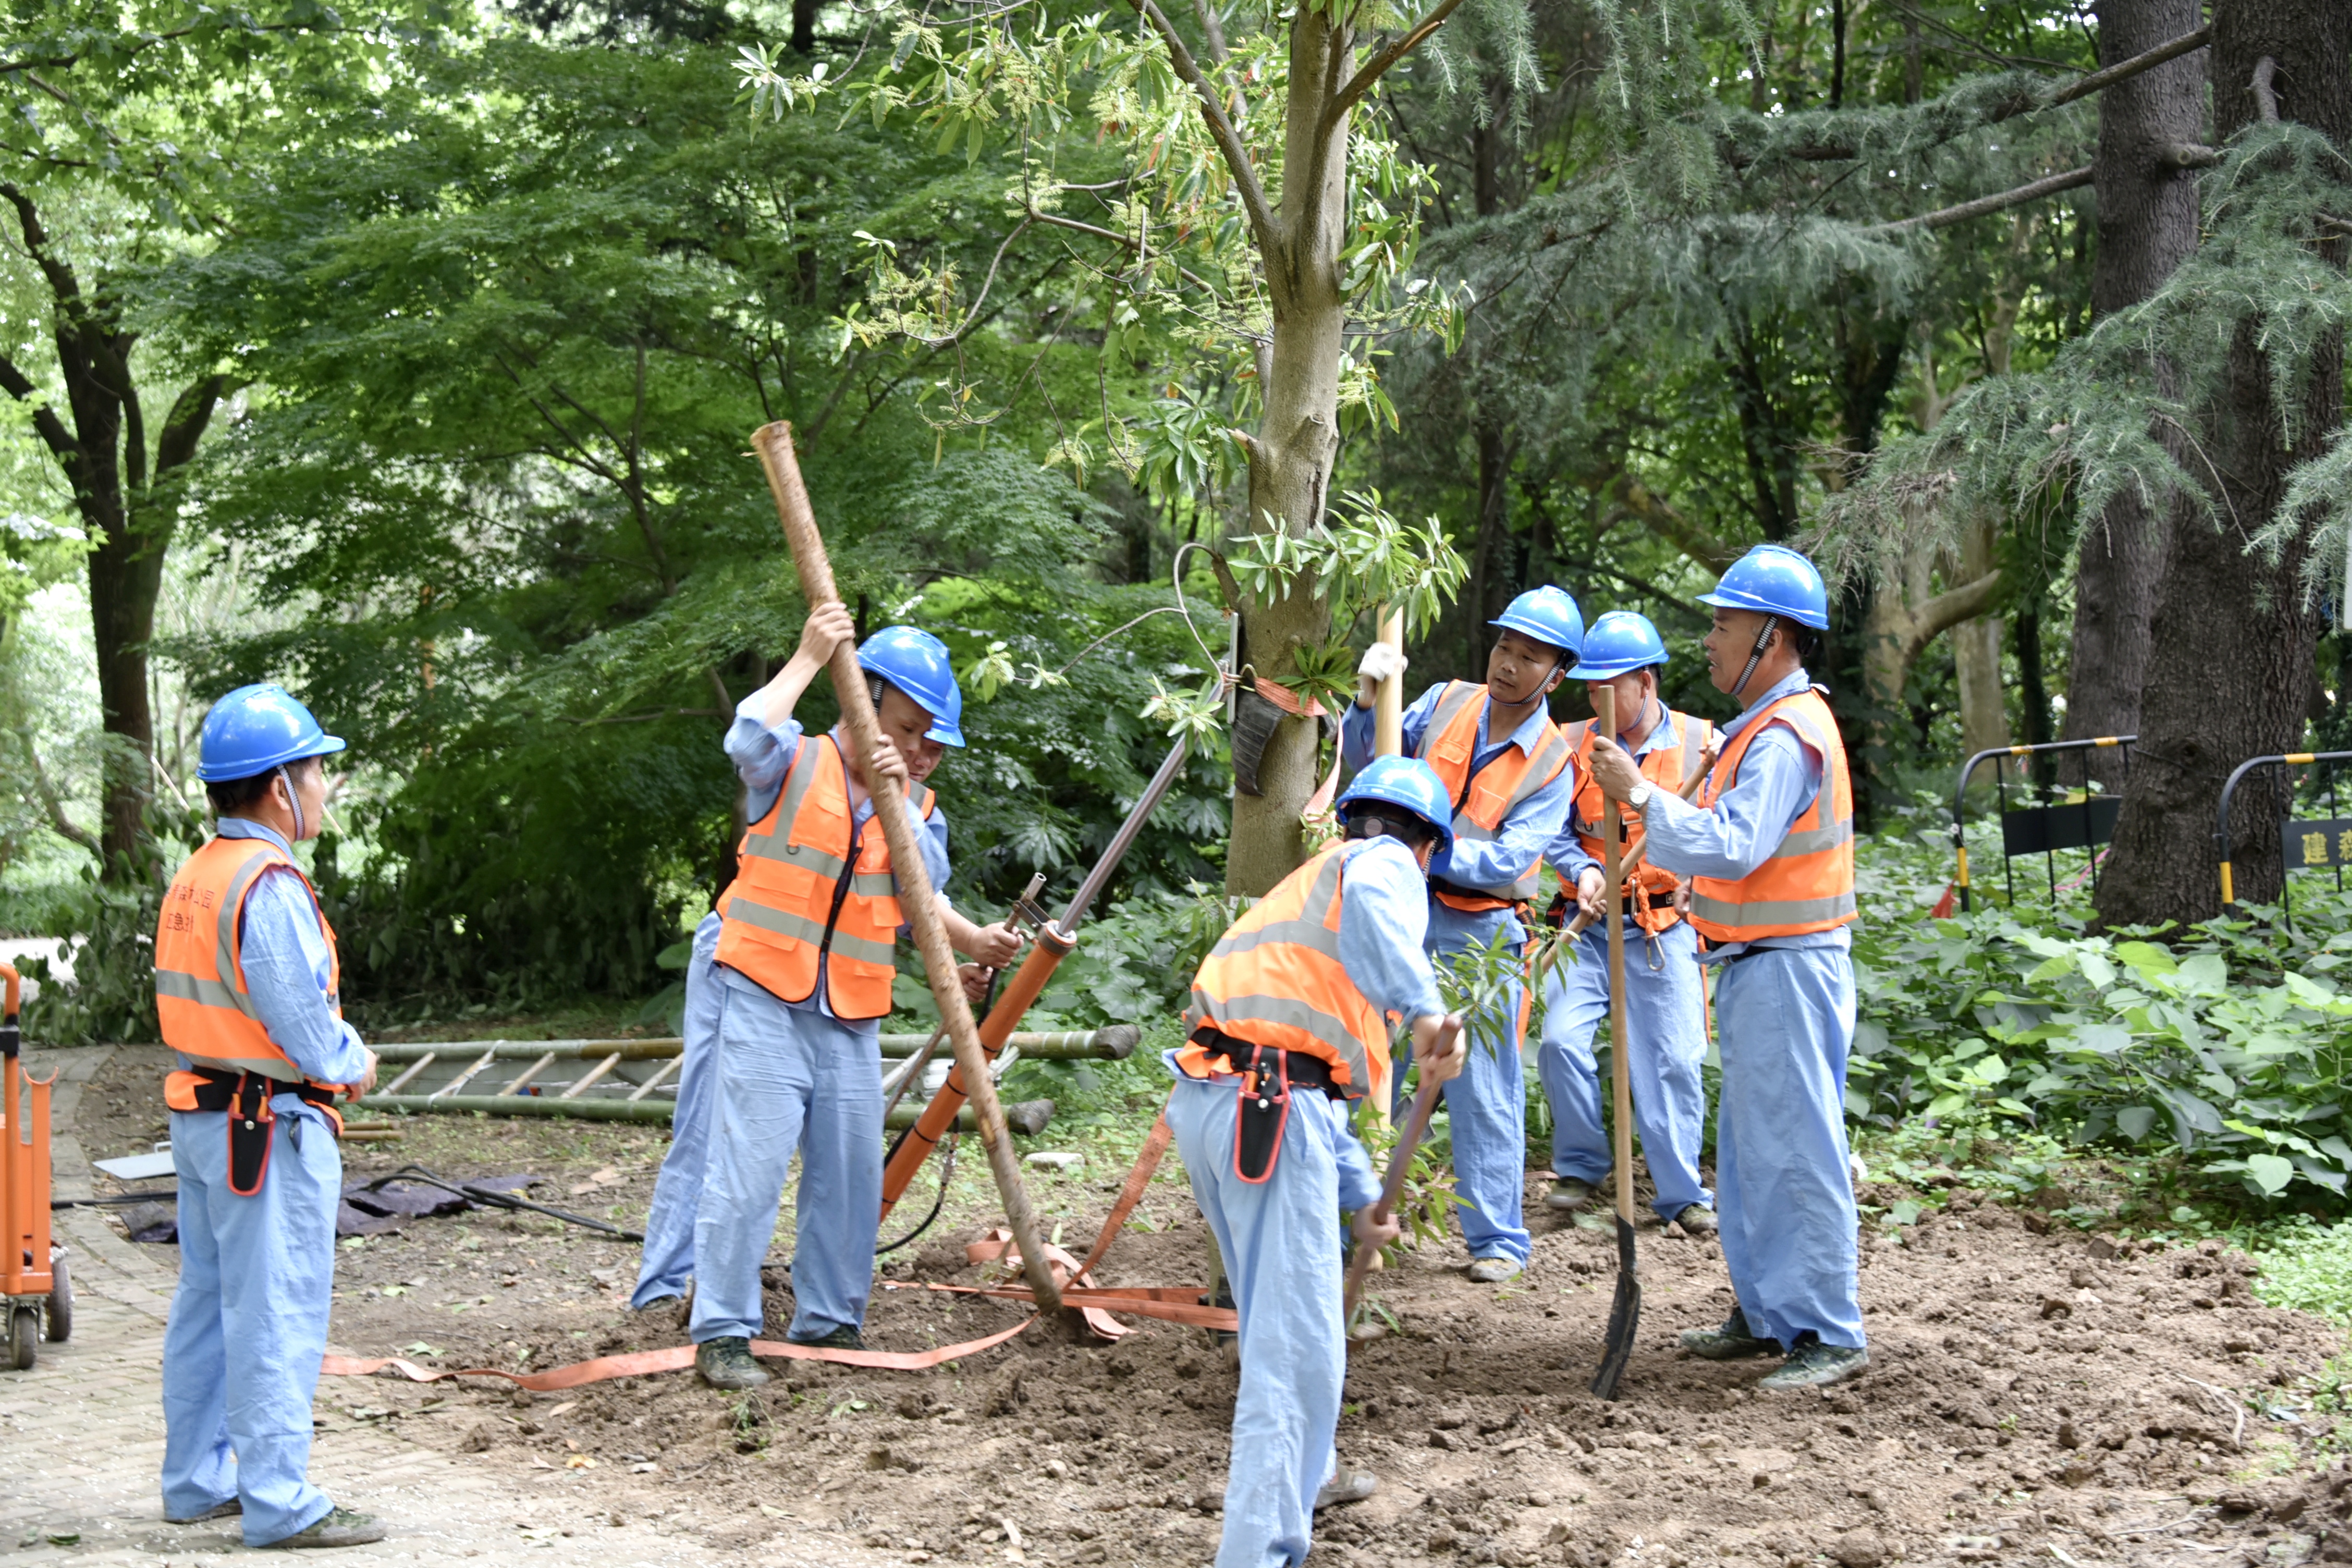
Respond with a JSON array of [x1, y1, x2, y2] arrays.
[[227, 1073, 275, 1196], [1232, 1044, 1291, 1186]]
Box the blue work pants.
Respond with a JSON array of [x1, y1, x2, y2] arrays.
[[1713, 945, 1865, 1350], [631, 914, 723, 1308], [689, 974, 883, 1344], [159, 1101, 341, 1546], [1537, 917, 1713, 1220], [1416, 902, 1530, 1267], [1167, 1070, 1351, 1568]]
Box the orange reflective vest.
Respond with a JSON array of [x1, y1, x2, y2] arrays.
[[154, 834, 357, 1106], [1689, 687, 1856, 942], [1414, 680, 1572, 912], [1179, 843, 1390, 1105], [716, 732, 937, 1020], [1558, 708, 1714, 934]]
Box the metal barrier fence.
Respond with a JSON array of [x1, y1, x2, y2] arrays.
[[2215, 750, 2352, 917], [1951, 736, 2134, 912]]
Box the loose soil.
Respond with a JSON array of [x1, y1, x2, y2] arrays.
[[69, 1047, 2348, 1567]]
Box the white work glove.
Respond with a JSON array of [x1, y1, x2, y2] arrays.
[[1356, 642, 1406, 707]]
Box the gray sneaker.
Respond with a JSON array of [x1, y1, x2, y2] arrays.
[[1670, 1205, 1719, 1236], [1545, 1177, 1596, 1212], [1679, 1306, 1777, 1360], [695, 1336, 773, 1389], [789, 1324, 866, 1352], [1314, 1471, 1378, 1510], [167, 1498, 242, 1524], [1465, 1256, 1522, 1284], [1758, 1337, 1869, 1391], [260, 1509, 386, 1549]]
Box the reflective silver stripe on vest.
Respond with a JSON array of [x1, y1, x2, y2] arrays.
[[206, 848, 283, 1021], [155, 969, 246, 1013], [1416, 682, 1487, 768], [1187, 852, 1371, 1089], [850, 873, 899, 898], [1773, 817, 1855, 859], [1689, 889, 1857, 927], [1203, 855, 1345, 961], [1189, 992, 1371, 1085], [725, 894, 902, 966], [740, 740, 847, 874]]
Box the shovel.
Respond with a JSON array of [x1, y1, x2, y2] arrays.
[[1589, 685, 1642, 1401], [1342, 1015, 1464, 1322]]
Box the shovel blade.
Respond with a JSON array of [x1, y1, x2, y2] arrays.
[[1588, 1215, 1640, 1400]]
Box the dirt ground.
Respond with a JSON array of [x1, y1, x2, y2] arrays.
[[72, 1045, 2349, 1567]]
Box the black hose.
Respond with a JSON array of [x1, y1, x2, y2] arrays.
[[365, 1165, 645, 1242], [875, 1134, 957, 1256]]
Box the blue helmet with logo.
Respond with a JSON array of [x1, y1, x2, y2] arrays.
[[1489, 586, 1585, 660], [1699, 545, 1829, 631], [1567, 611, 1670, 681], [858, 625, 965, 747], [1335, 756, 1455, 857], [197, 684, 346, 783]]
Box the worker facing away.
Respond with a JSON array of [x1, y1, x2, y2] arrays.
[[155, 684, 385, 1549], [1341, 586, 1579, 1284], [1582, 545, 1867, 1391], [1537, 610, 1719, 1234], [691, 605, 1025, 1389], [1174, 755, 1467, 1568]]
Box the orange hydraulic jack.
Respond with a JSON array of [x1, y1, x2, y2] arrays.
[[1, 963, 70, 1370]]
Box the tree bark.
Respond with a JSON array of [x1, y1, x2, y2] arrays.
[[2063, 0, 2205, 784], [1859, 545, 2004, 750], [1953, 516, 2012, 763], [2096, 0, 2351, 927]]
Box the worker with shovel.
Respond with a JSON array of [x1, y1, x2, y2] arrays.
[[1581, 545, 1866, 1392], [1176, 755, 1466, 1568], [689, 606, 1025, 1387], [1342, 587, 1579, 1284], [1537, 610, 1719, 1235], [155, 684, 385, 1548]]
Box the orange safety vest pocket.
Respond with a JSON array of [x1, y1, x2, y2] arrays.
[[1416, 682, 1570, 910]]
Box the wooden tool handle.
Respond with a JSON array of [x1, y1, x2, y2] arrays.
[[1595, 689, 1637, 1227], [1374, 607, 1405, 757], [1560, 741, 1718, 939], [1342, 1014, 1463, 1316], [751, 423, 1062, 1314]]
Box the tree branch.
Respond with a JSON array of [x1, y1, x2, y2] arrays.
[[2251, 56, 2281, 125], [15, 726, 97, 854], [0, 347, 80, 463], [1869, 164, 2093, 233], [2047, 26, 2211, 110], [1186, 0, 1228, 70], [154, 375, 232, 476], [1900, 568, 2004, 658], [1323, 0, 1469, 136], [1122, 0, 1284, 279], [1609, 471, 1743, 572], [0, 181, 82, 308], [1027, 208, 1216, 291]]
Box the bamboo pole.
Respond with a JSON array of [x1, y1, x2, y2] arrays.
[[750, 422, 1063, 1315], [1374, 607, 1405, 757]]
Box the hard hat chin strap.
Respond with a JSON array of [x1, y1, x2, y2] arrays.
[[1731, 615, 1778, 701], [277, 766, 305, 841]]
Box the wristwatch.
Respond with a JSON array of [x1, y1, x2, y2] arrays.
[[1625, 781, 1655, 813]]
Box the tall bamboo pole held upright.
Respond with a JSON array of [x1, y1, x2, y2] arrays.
[[1374, 607, 1405, 757], [751, 423, 1063, 1315]]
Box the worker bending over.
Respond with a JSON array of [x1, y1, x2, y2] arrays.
[[691, 605, 1023, 1388], [1537, 611, 1718, 1234], [1343, 588, 1579, 1284], [155, 685, 384, 1548], [1583, 546, 1866, 1391], [1175, 756, 1466, 1568]]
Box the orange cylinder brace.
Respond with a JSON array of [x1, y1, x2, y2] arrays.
[[1, 963, 54, 1299], [879, 924, 1076, 1220]]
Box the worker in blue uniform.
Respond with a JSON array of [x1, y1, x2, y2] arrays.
[[1342, 588, 1580, 1284], [1536, 610, 1718, 1234], [629, 909, 721, 1312], [155, 685, 385, 1548], [690, 607, 1024, 1388], [1173, 755, 1465, 1568], [1582, 546, 1868, 1390]]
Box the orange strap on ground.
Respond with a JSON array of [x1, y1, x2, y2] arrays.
[[319, 1317, 1035, 1390], [1074, 1107, 1173, 1283], [886, 1280, 1238, 1332]]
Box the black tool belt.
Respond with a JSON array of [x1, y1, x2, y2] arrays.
[[1190, 1027, 1345, 1187], [1541, 888, 1679, 928], [181, 1067, 343, 1196]]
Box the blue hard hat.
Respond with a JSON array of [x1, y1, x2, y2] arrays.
[[1698, 545, 1829, 631], [1567, 611, 1670, 680], [1336, 756, 1455, 858], [858, 625, 965, 748], [196, 684, 346, 783], [1489, 586, 1584, 659]]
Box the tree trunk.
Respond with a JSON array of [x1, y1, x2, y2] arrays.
[[87, 499, 165, 873], [2096, 0, 2351, 927], [1860, 541, 2004, 754], [2063, 0, 2204, 783], [1953, 517, 2012, 764], [1225, 5, 1354, 897]]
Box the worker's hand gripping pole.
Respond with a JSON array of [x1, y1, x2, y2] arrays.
[[1589, 687, 1642, 1400], [750, 423, 1063, 1315], [1342, 1015, 1463, 1319]]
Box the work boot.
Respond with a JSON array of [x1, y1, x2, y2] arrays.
[[1545, 1178, 1595, 1212], [696, 1336, 773, 1389], [789, 1324, 866, 1352], [167, 1498, 242, 1524], [1314, 1471, 1379, 1510], [1679, 1306, 1776, 1361], [1465, 1256, 1521, 1284], [1758, 1336, 1869, 1392], [1671, 1205, 1719, 1237], [260, 1509, 386, 1549]]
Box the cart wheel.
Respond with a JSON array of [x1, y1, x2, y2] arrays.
[[7, 1306, 35, 1371], [45, 1254, 70, 1342]]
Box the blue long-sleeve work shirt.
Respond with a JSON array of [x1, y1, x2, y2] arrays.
[[198, 820, 373, 1095], [1340, 683, 1573, 900], [1334, 836, 1448, 1027], [722, 698, 953, 1026], [1636, 669, 1849, 962], [1538, 699, 1690, 894]]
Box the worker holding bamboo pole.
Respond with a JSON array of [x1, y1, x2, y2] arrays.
[[1537, 610, 1720, 1235], [1341, 588, 1581, 1285], [1175, 755, 1465, 1568], [1580, 546, 1867, 1392], [688, 606, 1025, 1388]]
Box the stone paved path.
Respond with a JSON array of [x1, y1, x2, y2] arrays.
[[1, 1047, 888, 1566]]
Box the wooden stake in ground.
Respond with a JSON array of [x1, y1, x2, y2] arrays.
[[750, 423, 1063, 1316], [1589, 685, 1641, 1400]]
